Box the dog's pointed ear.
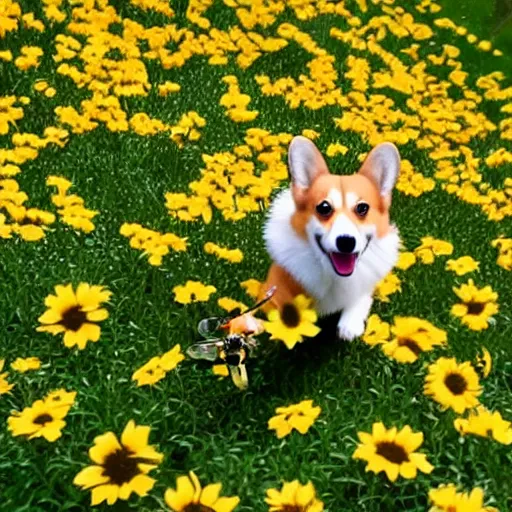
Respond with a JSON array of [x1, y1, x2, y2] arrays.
[[359, 142, 400, 206], [288, 136, 329, 205]]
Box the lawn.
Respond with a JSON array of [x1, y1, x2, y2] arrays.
[[1, 0, 511, 511]]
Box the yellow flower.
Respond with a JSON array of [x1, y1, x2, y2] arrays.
[[264, 295, 320, 349], [22, 12, 45, 32], [396, 251, 417, 270], [15, 224, 45, 241], [158, 81, 181, 96], [173, 280, 216, 304], [204, 242, 244, 263], [491, 237, 512, 271], [132, 357, 166, 387], [34, 80, 49, 92], [160, 345, 186, 371], [353, 423, 434, 482], [414, 237, 454, 264], [451, 279, 499, 331], [164, 471, 240, 512], [7, 398, 72, 442], [0, 359, 14, 395], [446, 256, 479, 275], [212, 364, 230, 378], [240, 278, 262, 299], [380, 317, 447, 363], [478, 40, 492, 52], [46, 175, 72, 194], [429, 484, 498, 512], [74, 420, 163, 506], [362, 314, 390, 346], [45, 87, 57, 98], [326, 142, 349, 157], [37, 283, 111, 350], [374, 273, 401, 302], [44, 389, 77, 409], [217, 297, 248, 313], [265, 480, 324, 512], [424, 357, 481, 413], [0, 50, 13, 62], [132, 345, 185, 387], [11, 356, 41, 373], [268, 400, 321, 439], [120, 223, 187, 265], [476, 347, 492, 378], [454, 406, 512, 445], [301, 129, 320, 139]]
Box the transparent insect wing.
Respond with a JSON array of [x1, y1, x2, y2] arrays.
[[186, 341, 220, 362], [197, 317, 225, 338]]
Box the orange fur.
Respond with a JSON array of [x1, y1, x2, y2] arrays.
[[259, 263, 305, 313]]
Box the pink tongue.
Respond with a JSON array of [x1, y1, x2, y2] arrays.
[[330, 252, 357, 275]]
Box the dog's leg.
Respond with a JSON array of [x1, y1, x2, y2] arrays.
[[337, 294, 373, 341], [259, 263, 305, 314]]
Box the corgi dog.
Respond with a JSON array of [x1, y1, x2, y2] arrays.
[[261, 136, 401, 341]]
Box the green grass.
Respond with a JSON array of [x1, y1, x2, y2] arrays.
[[1, 0, 512, 511]]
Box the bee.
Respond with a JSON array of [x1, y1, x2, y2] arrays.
[[187, 286, 276, 390]]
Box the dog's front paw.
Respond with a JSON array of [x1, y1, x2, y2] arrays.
[[337, 316, 365, 341]]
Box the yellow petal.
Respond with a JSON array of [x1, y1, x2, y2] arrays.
[[89, 432, 121, 465], [73, 465, 109, 489], [409, 452, 434, 474], [130, 474, 155, 496], [91, 484, 119, 506], [399, 462, 417, 479], [383, 463, 399, 482], [118, 482, 133, 501], [121, 420, 149, 454], [80, 323, 101, 342], [165, 488, 192, 511], [37, 324, 65, 335], [165, 474, 196, 511], [63, 329, 84, 348], [296, 481, 315, 506], [38, 309, 62, 324], [213, 496, 240, 512], [200, 483, 222, 506], [86, 308, 109, 322]]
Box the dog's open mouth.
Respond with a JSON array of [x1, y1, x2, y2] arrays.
[[315, 235, 358, 276], [329, 251, 358, 276]]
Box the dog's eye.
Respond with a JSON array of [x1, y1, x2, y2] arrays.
[[355, 202, 369, 218], [316, 201, 333, 218]]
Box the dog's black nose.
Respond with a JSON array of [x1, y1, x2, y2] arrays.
[[336, 235, 356, 253]]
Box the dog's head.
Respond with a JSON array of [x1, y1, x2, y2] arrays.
[[288, 136, 400, 277]]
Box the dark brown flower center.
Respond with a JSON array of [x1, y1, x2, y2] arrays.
[[33, 413, 53, 425], [466, 302, 485, 315], [444, 373, 467, 395], [61, 306, 87, 331], [102, 448, 141, 485], [398, 338, 422, 356], [281, 303, 300, 328], [183, 505, 216, 512], [376, 441, 409, 464], [280, 507, 304, 512]]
